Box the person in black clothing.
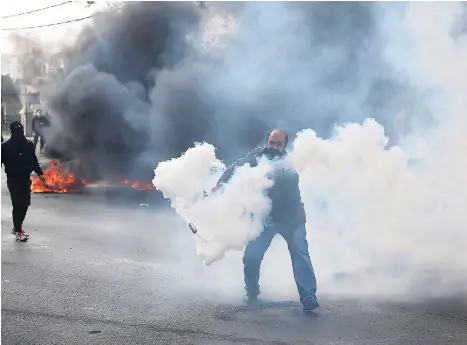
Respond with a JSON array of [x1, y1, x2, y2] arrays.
[[214, 129, 320, 312], [1, 121, 46, 241], [32, 111, 49, 152]]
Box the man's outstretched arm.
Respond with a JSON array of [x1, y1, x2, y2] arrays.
[[28, 142, 46, 184], [214, 147, 263, 190]]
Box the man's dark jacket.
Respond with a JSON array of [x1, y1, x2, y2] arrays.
[[32, 115, 50, 134], [217, 147, 306, 230], [1, 136, 43, 179]]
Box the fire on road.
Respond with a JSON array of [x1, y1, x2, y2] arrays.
[[31, 159, 155, 194]]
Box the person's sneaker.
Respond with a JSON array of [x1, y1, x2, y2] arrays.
[[302, 295, 320, 312], [244, 294, 259, 306], [15, 230, 29, 242], [11, 228, 16, 235]]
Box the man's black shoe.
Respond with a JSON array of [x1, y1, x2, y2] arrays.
[[244, 294, 260, 306], [302, 296, 320, 312]]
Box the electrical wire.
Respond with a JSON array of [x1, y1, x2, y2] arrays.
[[1, 14, 93, 31], [1, 5, 123, 31], [1, 1, 73, 19]]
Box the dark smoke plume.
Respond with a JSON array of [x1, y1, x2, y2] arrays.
[[44, 1, 205, 180], [40, 2, 422, 181]]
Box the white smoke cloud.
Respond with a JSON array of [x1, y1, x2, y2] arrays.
[[291, 118, 467, 298], [153, 143, 273, 266]]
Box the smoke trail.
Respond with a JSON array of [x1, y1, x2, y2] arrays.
[[153, 143, 273, 265]]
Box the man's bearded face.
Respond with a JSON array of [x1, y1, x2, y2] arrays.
[[265, 130, 287, 159]]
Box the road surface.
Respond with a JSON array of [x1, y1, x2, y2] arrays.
[[2, 173, 466, 345]]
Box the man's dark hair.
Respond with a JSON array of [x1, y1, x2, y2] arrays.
[[266, 129, 289, 147]]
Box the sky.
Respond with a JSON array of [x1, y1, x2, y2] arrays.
[[1, 0, 110, 58]]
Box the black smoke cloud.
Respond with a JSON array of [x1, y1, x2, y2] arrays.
[[44, 1, 206, 180], [41, 1, 420, 181]]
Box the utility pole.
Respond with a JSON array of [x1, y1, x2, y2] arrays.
[[24, 85, 27, 115], [19, 84, 33, 137]]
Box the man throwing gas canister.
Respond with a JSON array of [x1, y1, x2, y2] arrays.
[[214, 129, 319, 312]]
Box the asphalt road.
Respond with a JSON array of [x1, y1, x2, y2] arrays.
[[1, 173, 466, 345]]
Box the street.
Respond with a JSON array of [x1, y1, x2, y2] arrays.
[[1, 174, 466, 345]]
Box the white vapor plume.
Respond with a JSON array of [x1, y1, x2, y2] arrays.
[[153, 143, 273, 266], [292, 119, 467, 299]]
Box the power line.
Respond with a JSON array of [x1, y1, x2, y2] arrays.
[[1, 1, 73, 19], [1, 14, 93, 31], [1, 5, 123, 32]]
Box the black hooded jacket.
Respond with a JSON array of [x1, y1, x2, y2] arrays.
[[217, 147, 306, 230], [1, 135, 43, 179]]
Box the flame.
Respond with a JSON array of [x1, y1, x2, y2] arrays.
[[31, 160, 155, 193], [31, 160, 79, 193], [82, 179, 99, 186], [119, 179, 154, 191]]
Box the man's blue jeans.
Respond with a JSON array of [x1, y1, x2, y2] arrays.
[[243, 223, 317, 303]]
